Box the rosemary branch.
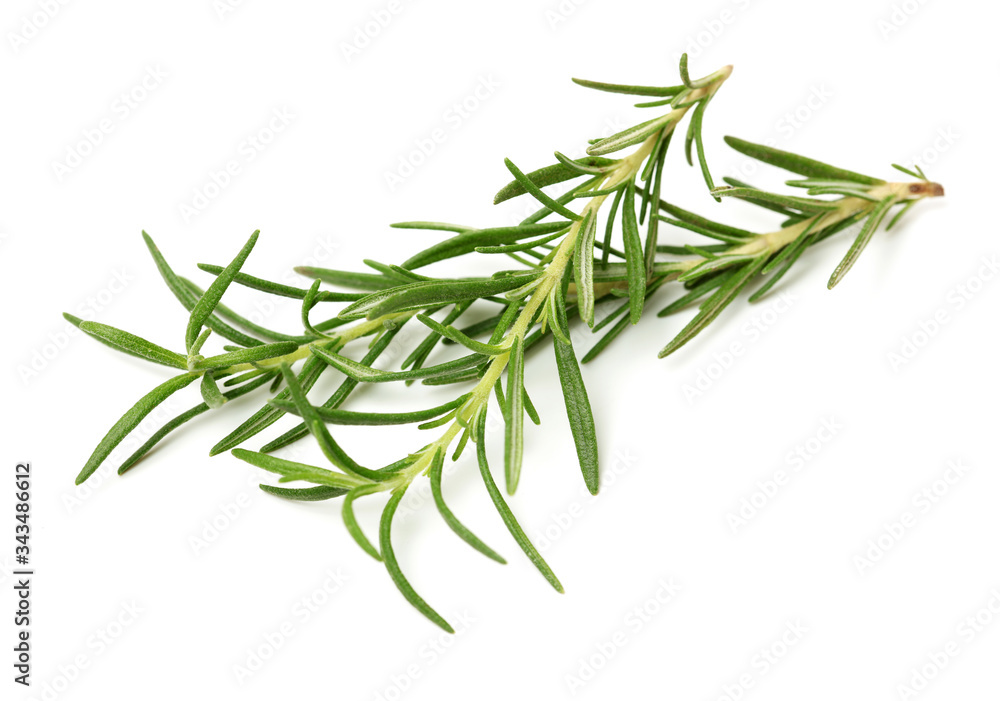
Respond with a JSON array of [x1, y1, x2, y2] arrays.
[[66, 55, 943, 632]]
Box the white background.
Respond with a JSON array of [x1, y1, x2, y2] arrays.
[[2, 0, 997, 699]]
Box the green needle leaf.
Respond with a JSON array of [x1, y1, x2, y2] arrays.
[[186, 230, 259, 353], [643, 131, 670, 273], [196, 263, 359, 302], [76, 373, 198, 484], [748, 241, 810, 303], [689, 97, 716, 192], [621, 180, 646, 325], [261, 324, 405, 452], [340, 276, 538, 320], [278, 365, 388, 482], [553, 151, 617, 175], [659, 257, 767, 358], [429, 449, 506, 564], [363, 259, 430, 283], [390, 221, 474, 233], [572, 210, 598, 326], [259, 484, 348, 501], [232, 448, 366, 490], [415, 314, 507, 355], [420, 369, 482, 386], [501, 158, 583, 221], [885, 198, 918, 231], [656, 200, 756, 241], [117, 372, 276, 475], [269, 394, 467, 426], [76, 321, 188, 369], [520, 175, 602, 225], [587, 114, 674, 157], [293, 267, 398, 292], [581, 311, 631, 363], [711, 186, 840, 215], [891, 163, 927, 180], [343, 485, 384, 561], [724, 136, 884, 186], [678, 53, 694, 88], [602, 186, 624, 266], [301, 280, 325, 337], [828, 195, 897, 289], [474, 229, 566, 254], [593, 299, 630, 331], [142, 231, 264, 348], [658, 217, 749, 245], [259, 484, 349, 501], [547, 280, 571, 345], [761, 228, 816, 277], [522, 387, 540, 426], [380, 485, 455, 633], [200, 372, 228, 409], [571, 77, 684, 97], [504, 336, 525, 495], [210, 350, 331, 455], [189, 328, 212, 356], [403, 303, 468, 369], [552, 307, 599, 494], [195, 341, 300, 370], [64, 313, 166, 366], [310, 346, 485, 384], [401, 221, 570, 270], [476, 417, 563, 593], [679, 254, 760, 282], [494, 158, 615, 205], [179, 278, 309, 344]]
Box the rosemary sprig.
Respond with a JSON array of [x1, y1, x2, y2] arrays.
[[67, 56, 943, 632]]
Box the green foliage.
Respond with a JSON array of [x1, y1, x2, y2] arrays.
[[67, 54, 943, 631]]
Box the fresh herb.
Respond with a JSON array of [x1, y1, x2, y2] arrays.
[[68, 56, 943, 631]]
